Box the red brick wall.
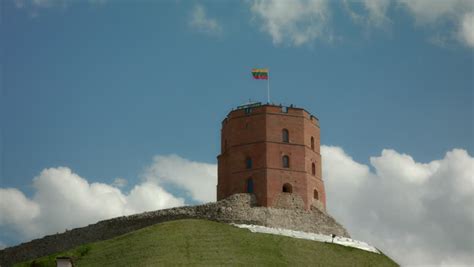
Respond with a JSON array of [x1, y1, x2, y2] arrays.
[[217, 104, 325, 210]]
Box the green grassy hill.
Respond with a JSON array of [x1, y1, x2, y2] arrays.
[[16, 219, 397, 266]]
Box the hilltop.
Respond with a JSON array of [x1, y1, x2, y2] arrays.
[[0, 194, 349, 266], [16, 219, 398, 266]]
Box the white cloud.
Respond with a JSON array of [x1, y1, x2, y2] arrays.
[[189, 4, 223, 36], [14, 0, 68, 9], [323, 146, 474, 266], [250, 0, 474, 48], [13, 0, 106, 16], [112, 177, 127, 188], [0, 154, 215, 246], [343, 0, 392, 29], [0, 188, 40, 236], [124, 182, 183, 214], [343, 0, 474, 48], [397, 0, 470, 24], [459, 12, 474, 47], [0, 167, 184, 243], [14, 0, 26, 8], [250, 0, 333, 46], [362, 0, 391, 26], [398, 0, 474, 48], [1, 149, 473, 266], [320, 146, 371, 189], [144, 154, 217, 203], [370, 149, 440, 184]]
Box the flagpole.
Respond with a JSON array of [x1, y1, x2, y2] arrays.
[[267, 70, 270, 103]]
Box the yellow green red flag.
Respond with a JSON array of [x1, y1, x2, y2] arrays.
[[251, 68, 269, 80]]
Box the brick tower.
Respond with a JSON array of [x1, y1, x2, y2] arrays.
[[217, 103, 326, 211]]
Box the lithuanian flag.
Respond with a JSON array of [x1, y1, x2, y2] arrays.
[[251, 68, 269, 80]]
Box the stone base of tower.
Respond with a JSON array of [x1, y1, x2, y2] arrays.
[[215, 193, 349, 237], [273, 192, 306, 209]]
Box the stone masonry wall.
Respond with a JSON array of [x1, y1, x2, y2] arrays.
[[0, 193, 349, 266]]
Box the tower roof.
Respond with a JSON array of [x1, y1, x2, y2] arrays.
[[222, 103, 319, 125]]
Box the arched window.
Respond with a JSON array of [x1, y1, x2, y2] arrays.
[[246, 157, 252, 169], [282, 129, 289, 143], [312, 163, 316, 176], [282, 183, 293, 193], [311, 136, 315, 150], [247, 178, 254, 193], [282, 155, 290, 168], [314, 189, 319, 200]]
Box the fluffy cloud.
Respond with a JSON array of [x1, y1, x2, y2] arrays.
[[0, 167, 184, 243], [14, 0, 105, 8], [0, 154, 216, 246], [1, 149, 473, 266], [112, 177, 127, 188], [14, 0, 55, 9], [0, 188, 40, 236], [370, 149, 440, 184], [189, 4, 223, 36], [459, 12, 474, 47], [13, 0, 106, 17], [250, 0, 474, 48], [397, 0, 471, 24], [398, 0, 474, 48], [250, 0, 333, 46], [144, 154, 217, 203], [323, 146, 474, 266], [343, 0, 392, 29]]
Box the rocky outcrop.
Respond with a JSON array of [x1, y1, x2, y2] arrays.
[[0, 193, 349, 266]]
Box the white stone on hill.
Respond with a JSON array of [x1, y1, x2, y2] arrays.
[[232, 224, 380, 254]]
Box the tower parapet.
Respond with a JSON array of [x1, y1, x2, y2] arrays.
[[217, 103, 325, 210]]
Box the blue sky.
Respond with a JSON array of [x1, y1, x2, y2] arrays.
[[1, 0, 473, 265], [2, 0, 472, 190]]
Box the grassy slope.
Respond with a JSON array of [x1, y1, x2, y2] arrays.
[[17, 219, 398, 266]]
